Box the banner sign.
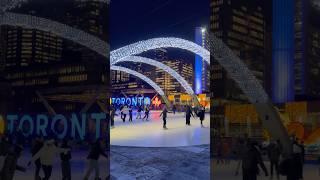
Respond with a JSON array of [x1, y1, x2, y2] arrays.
[[2, 113, 107, 140], [111, 96, 151, 106]]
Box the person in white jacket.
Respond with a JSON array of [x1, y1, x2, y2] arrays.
[[28, 139, 70, 180], [121, 106, 129, 122]]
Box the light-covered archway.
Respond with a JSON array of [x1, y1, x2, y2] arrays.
[[113, 56, 200, 106], [111, 65, 170, 107], [111, 37, 210, 65], [0, 12, 110, 58], [210, 33, 291, 155]]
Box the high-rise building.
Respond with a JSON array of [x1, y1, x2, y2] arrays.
[[294, 0, 320, 100], [272, 0, 295, 103], [0, 1, 109, 113], [211, 0, 270, 102], [272, 0, 320, 102], [195, 27, 210, 94], [155, 59, 193, 95]]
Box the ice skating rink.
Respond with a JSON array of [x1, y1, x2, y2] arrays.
[[110, 111, 210, 147]]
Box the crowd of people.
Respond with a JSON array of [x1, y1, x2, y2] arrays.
[[214, 134, 320, 180], [0, 132, 109, 180], [110, 104, 207, 130]]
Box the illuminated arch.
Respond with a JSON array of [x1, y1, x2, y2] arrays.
[[113, 56, 195, 95], [211, 33, 292, 155], [1, 0, 110, 12], [111, 65, 170, 106], [0, 12, 109, 57], [111, 38, 210, 65]]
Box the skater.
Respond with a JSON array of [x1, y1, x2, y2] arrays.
[[2, 145, 25, 180], [31, 136, 43, 180], [84, 138, 108, 180], [241, 140, 268, 180], [299, 140, 305, 179], [185, 105, 194, 126], [172, 105, 176, 114], [0, 134, 9, 176], [267, 141, 282, 180], [60, 139, 72, 180], [160, 106, 169, 129], [110, 107, 116, 128], [142, 106, 150, 121], [129, 106, 133, 122], [136, 106, 142, 119], [293, 138, 304, 180], [2, 140, 26, 180], [29, 138, 70, 180], [121, 105, 129, 122], [198, 105, 205, 127]]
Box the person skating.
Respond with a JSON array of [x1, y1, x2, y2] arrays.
[[31, 136, 43, 180], [128, 106, 133, 122], [60, 139, 72, 180], [185, 105, 194, 126], [0, 134, 9, 177], [110, 107, 116, 128], [292, 138, 304, 180], [299, 140, 305, 180], [267, 141, 282, 180], [121, 105, 129, 122], [83, 138, 108, 180], [241, 140, 268, 180], [172, 105, 176, 114], [2, 140, 26, 180], [136, 106, 142, 119], [197, 106, 205, 127], [142, 106, 150, 121], [159, 106, 169, 129], [28, 138, 70, 180]]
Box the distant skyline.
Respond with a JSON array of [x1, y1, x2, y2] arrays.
[[110, 0, 209, 49]]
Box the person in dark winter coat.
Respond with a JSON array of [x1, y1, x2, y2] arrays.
[[60, 139, 72, 180], [185, 105, 194, 126], [142, 106, 150, 121], [0, 134, 9, 176], [2, 141, 26, 180], [267, 141, 282, 179], [241, 140, 268, 180], [198, 106, 205, 127], [172, 105, 177, 114], [128, 106, 133, 122], [84, 139, 108, 180], [110, 107, 116, 128], [160, 106, 169, 129]]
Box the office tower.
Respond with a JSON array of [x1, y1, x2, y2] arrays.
[[0, 0, 109, 113], [294, 0, 320, 100], [211, 0, 269, 102]]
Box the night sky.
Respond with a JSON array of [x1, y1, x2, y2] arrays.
[[110, 0, 210, 49]]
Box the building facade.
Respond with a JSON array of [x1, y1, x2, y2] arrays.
[[211, 0, 269, 103], [0, 0, 109, 114], [294, 0, 320, 100]]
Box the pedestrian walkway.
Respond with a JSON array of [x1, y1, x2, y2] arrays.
[[110, 145, 210, 179]]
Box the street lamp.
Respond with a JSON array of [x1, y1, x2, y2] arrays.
[[201, 27, 206, 33]]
